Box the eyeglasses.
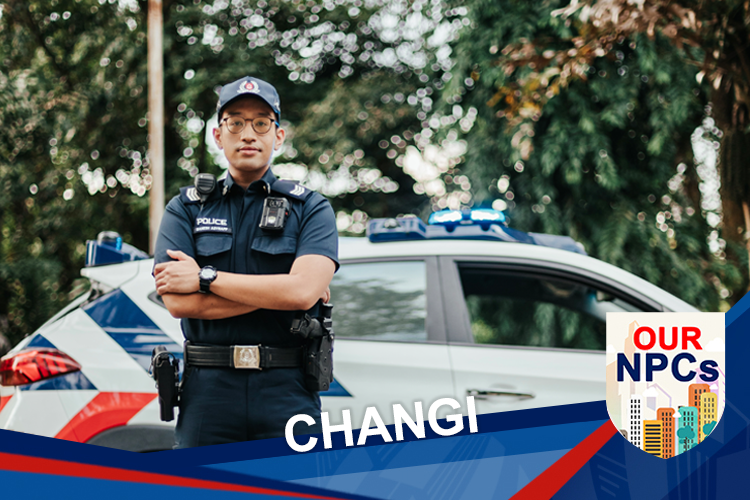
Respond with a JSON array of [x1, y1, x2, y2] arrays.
[[220, 116, 279, 135]]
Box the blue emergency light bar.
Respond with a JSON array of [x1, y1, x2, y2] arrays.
[[428, 208, 506, 226], [367, 209, 586, 255], [85, 231, 150, 267]]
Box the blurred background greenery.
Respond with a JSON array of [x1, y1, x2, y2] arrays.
[[1, 0, 748, 348]]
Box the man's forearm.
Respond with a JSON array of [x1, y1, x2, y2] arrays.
[[210, 255, 336, 311], [161, 293, 259, 320], [154, 254, 335, 311], [210, 273, 313, 311]]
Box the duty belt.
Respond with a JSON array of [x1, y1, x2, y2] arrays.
[[185, 342, 303, 370]]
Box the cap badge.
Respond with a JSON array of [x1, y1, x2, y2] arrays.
[[238, 80, 259, 94]]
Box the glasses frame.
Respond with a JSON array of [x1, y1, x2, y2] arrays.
[[219, 116, 280, 135]]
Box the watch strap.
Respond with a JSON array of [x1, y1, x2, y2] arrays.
[[199, 266, 217, 294]]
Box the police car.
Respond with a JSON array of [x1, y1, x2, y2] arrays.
[[0, 209, 697, 451]]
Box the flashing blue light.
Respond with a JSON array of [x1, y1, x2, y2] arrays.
[[428, 208, 506, 228], [428, 210, 463, 225], [85, 231, 149, 267], [470, 208, 505, 223], [367, 209, 586, 255]]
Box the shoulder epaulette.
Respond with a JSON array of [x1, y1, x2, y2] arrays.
[[179, 182, 223, 205], [271, 179, 314, 202], [179, 186, 202, 205]]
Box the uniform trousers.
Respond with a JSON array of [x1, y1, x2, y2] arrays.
[[174, 365, 321, 448]]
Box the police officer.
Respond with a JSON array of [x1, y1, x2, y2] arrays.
[[152, 76, 338, 448]]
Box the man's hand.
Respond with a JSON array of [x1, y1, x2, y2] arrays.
[[154, 250, 201, 295]]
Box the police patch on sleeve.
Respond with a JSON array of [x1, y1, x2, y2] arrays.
[[272, 180, 313, 201]]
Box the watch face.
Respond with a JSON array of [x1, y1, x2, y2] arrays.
[[200, 268, 215, 280]]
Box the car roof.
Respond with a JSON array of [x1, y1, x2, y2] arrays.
[[80, 236, 698, 313], [339, 237, 698, 312]]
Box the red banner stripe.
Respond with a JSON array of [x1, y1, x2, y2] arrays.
[[0, 394, 12, 414], [511, 421, 618, 500], [54, 392, 157, 443], [0, 451, 345, 499]]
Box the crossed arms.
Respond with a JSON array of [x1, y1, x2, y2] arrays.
[[153, 249, 335, 320]]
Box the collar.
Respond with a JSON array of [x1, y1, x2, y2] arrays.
[[223, 168, 278, 196], [223, 171, 236, 194]]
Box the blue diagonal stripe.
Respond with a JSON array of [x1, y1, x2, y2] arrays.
[[82, 289, 183, 372]]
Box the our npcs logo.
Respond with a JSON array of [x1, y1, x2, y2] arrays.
[[606, 313, 725, 459]]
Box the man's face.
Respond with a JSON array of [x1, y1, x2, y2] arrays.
[[213, 97, 285, 181]]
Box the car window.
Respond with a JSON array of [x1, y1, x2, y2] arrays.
[[330, 261, 427, 341], [458, 265, 646, 351]]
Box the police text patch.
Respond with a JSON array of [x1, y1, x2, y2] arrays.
[[194, 217, 232, 234]]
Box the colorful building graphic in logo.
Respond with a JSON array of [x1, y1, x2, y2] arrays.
[[657, 407, 675, 459], [607, 313, 725, 458]]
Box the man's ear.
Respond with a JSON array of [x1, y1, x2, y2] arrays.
[[213, 127, 223, 150], [274, 127, 285, 151]]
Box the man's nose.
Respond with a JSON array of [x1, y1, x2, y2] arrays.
[[239, 122, 259, 141]]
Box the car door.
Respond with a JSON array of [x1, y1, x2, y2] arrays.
[[323, 257, 456, 427], [440, 256, 659, 416]]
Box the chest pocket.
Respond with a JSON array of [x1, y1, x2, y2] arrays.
[[250, 235, 297, 274], [195, 233, 232, 270]]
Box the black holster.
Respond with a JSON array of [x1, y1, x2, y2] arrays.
[[290, 302, 334, 392], [150, 346, 180, 422]]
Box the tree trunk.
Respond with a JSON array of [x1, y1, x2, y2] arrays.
[[713, 81, 750, 299]]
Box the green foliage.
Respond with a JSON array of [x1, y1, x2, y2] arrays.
[[0, 0, 458, 345], [1, 0, 151, 345], [677, 425, 695, 440], [442, 0, 742, 311], [1, 0, 741, 349]]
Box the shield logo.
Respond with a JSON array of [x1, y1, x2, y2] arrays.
[[238, 80, 259, 94], [606, 312, 725, 458]]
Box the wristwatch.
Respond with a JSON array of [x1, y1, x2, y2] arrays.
[[198, 266, 218, 294]]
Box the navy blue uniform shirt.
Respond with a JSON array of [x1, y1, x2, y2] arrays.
[[153, 168, 338, 348]]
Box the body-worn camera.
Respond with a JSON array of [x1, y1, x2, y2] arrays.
[[150, 346, 180, 422], [259, 196, 290, 231], [291, 302, 334, 392]]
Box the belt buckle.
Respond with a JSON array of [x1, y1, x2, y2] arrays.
[[233, 345, 261, 370]]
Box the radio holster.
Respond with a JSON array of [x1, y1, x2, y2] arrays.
[[290, 302, 334, 392], [150, 346, 180, 422]]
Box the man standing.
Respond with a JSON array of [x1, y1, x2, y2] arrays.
[[153, 76, 338, 448]]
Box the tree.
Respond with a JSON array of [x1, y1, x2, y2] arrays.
[[459, 0, 749, 297], [677, 424, 696, 451], [0, 0, 461, 346], [544, 0, 750, 290], [1, 0, 151, 345], [439, 0, 742, 310]]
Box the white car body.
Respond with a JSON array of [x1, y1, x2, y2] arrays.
[[0, 232, 697, 450]]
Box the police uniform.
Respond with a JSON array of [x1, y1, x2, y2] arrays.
[[153, 87, 338, 447]]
